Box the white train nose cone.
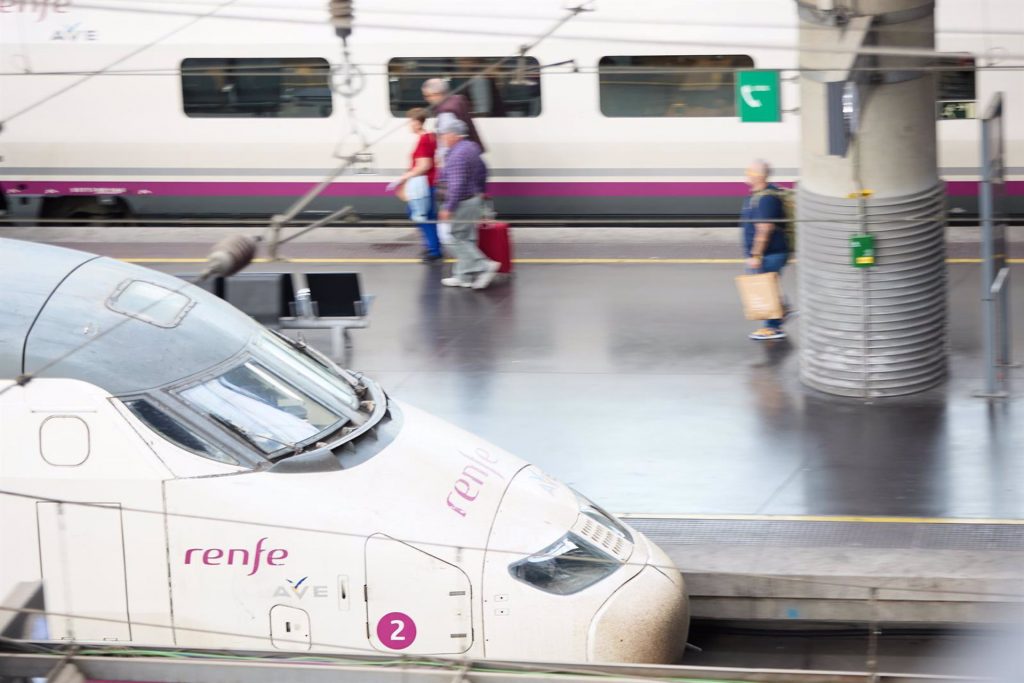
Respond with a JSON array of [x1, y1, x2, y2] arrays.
[[586, 543, 689, 664]]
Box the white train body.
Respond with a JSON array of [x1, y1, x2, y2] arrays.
[[0, 0, 1021, 220], [0, 238, 688, 662]]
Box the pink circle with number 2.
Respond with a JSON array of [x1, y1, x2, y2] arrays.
[[377, 612, 416, 649]]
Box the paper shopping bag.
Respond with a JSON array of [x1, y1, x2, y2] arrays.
[[735, 272, 784, 320]]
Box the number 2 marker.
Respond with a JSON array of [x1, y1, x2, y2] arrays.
[[376, 611, 416, 649]]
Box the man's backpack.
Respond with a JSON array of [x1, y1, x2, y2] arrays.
[[753, 185, 797, 252]]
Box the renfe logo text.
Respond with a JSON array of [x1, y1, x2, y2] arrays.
[[446, 448, 504, 517], [184, 537, 287, 576], [0, 0, 72, 22]]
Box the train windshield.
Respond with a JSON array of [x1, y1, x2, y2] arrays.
[[175, 332, 364, 457]]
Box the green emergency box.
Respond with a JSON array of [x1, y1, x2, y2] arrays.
[[850, 234, 876, 268]]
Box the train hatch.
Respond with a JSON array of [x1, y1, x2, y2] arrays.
[[269, 605, 312, 650], [36, 502, 131, 642], [365, 534, 472, 654]]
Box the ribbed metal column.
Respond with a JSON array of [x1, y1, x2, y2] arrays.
[[797, 0, 947, 397], [799, 185, 947, 397]]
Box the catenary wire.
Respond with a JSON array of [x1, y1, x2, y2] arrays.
[[0, 273, 201, 398], [0, 603, 801, 683], [18, 1, 1024, 63], [264, 1, 595, 240], [0, 488, 1020, 604], [0, 0, 244, 128], [24, 0, 1024, 39], [0, 574, 1018, 662], [0, 61, 1015, 77], [0, 4, 597, 385]]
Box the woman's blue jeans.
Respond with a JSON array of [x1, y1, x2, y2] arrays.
[[407, 188, 440, 257]]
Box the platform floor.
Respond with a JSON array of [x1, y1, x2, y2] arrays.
[[7, 228, 1024, 519]]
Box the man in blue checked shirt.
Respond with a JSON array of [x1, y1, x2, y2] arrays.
[[437, 117, 500, 290]]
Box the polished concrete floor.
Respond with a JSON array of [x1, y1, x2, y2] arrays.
[[209, 259, 1023, 518], [10, 230, 1024, 518]]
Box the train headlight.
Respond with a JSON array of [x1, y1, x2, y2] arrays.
[[508, 533, 620, 595], [574, 491, 633, 543]]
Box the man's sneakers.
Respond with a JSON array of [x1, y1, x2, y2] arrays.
[[472, 260, 501, 290], [442, 260, 501, 290], [749, 327, 787, 341]]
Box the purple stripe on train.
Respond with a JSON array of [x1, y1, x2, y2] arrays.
[[3, 180, 1020, 198]]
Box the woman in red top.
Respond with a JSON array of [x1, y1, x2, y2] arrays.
[[386, 108, 441, 262]]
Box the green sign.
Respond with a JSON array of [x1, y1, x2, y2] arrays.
[[851, 234, 876, 268], [736, 70, 781, 123]]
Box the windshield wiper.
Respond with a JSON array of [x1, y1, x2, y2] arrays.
[[208, 413, 300, 458], [271, 330, 367, 398]]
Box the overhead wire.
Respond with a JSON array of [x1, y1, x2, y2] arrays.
[[1, 61, 1017, 78], [25, 0, 1024, 39], [0, 488, 1020, 605], [8, 1, 1024, 64], [0, 0, 244, 128], [0, 603, 828, 683], [0, 3, 598, 395], [263, 0, 597, 253], [0, 259, 221, 398], [0, 3, 1017, 663], [0, 569, 1018, 666]]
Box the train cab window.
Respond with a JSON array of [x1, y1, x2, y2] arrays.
[[124, 399, 238, 465], [937, 55, 976, 120], [388, 57, 541, 117], [177, 361, 344, 455], [181, 58, 333, 118], [598, 55, 754, 117]]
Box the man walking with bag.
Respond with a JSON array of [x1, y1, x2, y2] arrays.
[[437, 117, 500, 290], [742, 159, 792, 340]]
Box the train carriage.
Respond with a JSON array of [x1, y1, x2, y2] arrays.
[[0, 0, 1021, 221]]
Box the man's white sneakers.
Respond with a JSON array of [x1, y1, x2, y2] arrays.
[[472, 260, 501, 290], [441, 276, 472, 288]]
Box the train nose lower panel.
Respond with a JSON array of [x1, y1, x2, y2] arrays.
[[587, 564, 689, 664]]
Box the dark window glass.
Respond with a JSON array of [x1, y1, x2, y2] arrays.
[[125, 399, 238, 465], [388, 57, 541, 117], [181, 58, 332, 118], [937, 55, 976, 120], [598, 55, 754, 117]]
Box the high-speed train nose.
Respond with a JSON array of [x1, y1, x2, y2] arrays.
[[586, 537, 689, 663]]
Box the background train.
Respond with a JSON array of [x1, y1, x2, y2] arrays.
[[0, 237, 689, 661], [0, 0, 1021, 222]]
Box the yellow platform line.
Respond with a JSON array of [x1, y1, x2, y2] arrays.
[[616, 512, 1024, 525], [119, 257, 1022, 265]]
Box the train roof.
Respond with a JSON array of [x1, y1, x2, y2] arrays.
[[0, 238, 255, 395]]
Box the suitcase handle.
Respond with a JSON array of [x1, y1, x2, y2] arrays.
[[481, 196, 497, 222]]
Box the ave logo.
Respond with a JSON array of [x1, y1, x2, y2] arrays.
[[273, 576, 330, 600], [51, 23, 98, 41]]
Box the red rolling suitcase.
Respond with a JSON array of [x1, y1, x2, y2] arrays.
[[477, 220, 513, 274]]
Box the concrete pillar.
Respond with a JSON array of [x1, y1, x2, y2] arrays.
[[797, 0, 947, 398]]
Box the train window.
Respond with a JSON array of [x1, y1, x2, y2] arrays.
[[388, 57, 541, 117], [598, 55, 754, 117], [177, 361, 344, 455], [937, 55, 976, 120], [124, 399, 238, 465], [180, 58, 332, 118]]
